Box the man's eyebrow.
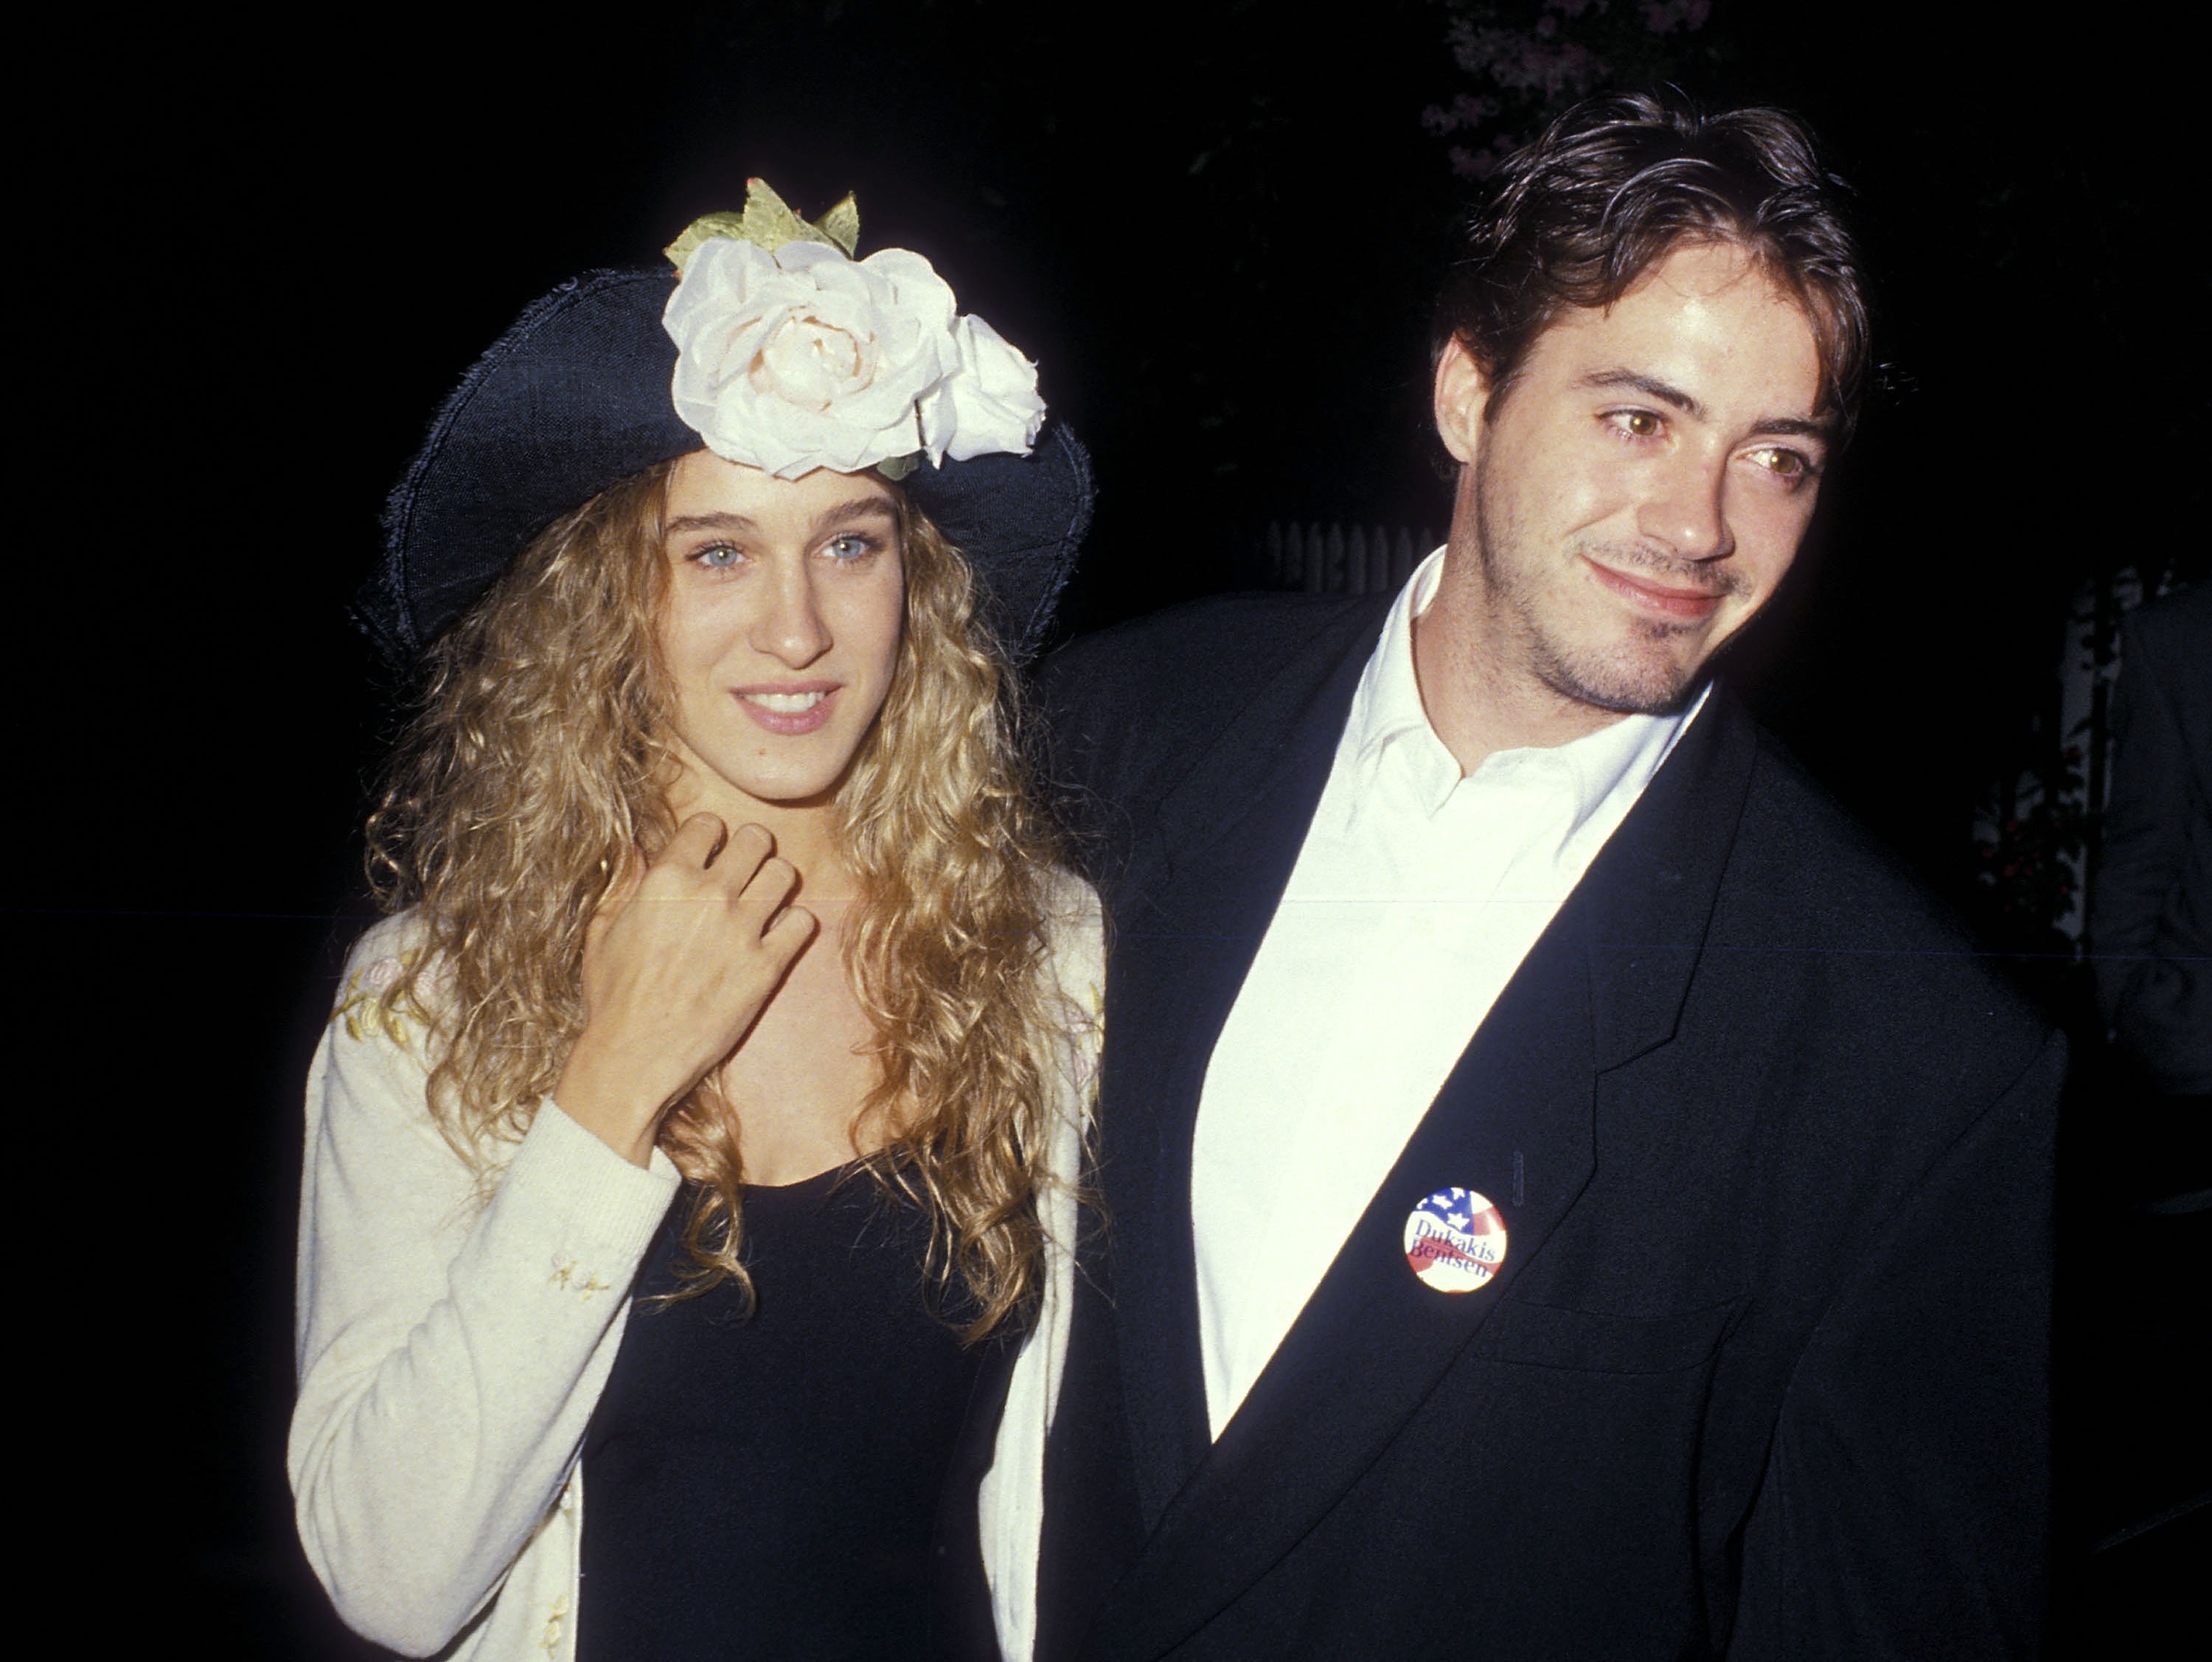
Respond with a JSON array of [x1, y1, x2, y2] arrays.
[[1746, 415, 1834, 445], [1582, 369, 1833, 445], [1583, 369, 1703, 418]]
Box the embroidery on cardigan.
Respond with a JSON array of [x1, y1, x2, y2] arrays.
[[549, 1253, 612, 1302], [336, 950, 425, 1047]]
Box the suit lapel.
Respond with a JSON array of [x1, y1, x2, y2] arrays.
[[1094, 688, 1761, 1661], [1093, 602, 1389, 1533]]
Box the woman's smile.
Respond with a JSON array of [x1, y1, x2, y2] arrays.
[[733, 681, 841, 734]]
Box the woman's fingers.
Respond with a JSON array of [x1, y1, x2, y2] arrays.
[[560, 816, 827, 1161], [733, 854, 801, 932], [698, 824, 803, 943], [763, 903, 820, 961], [706, 821, 775, 887], [664, 812, 729, 870]]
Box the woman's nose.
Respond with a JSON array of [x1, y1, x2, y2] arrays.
[[751, 564, 832, 667]]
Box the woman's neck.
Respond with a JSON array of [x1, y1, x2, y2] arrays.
[[655, 761, 890, 1182], [661, 771, 858, 912]]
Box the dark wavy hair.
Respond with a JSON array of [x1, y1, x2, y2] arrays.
[[1432, 91, 1871, 440]]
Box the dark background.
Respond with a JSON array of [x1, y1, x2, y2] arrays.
[[17, 1, 2202, 1649]]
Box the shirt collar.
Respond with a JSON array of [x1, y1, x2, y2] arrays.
[[1343, 546, 1708, 826], [1343, 548, 1461, 813]]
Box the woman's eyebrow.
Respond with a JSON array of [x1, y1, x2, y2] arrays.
[[811, 497, 899, 532], [665, 510, 759, 535], [665, 498, 895, 538]]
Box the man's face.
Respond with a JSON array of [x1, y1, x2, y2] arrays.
[[1432, 241, 1829, 717]]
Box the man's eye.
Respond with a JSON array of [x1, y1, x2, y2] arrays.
[[1746, 446, 1809, 478], [1611, 410, 1663, 438]]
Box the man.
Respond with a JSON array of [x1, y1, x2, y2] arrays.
[[2090, 581, 2211, 1108], [991, 94, 2062, 1658]]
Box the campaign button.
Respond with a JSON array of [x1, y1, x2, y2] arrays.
[[1402, 1186, 1506, 1293]]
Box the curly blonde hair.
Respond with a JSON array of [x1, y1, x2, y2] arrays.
[[366, 459, 1068, 1337]]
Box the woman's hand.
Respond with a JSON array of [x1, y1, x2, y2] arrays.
[[554, 815, 818, 1166]]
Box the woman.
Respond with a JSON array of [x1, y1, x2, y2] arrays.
[[288, 184, 1099, 1661]]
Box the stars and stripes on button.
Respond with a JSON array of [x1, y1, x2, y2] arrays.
[[1402, 1186, 1507, 1293]]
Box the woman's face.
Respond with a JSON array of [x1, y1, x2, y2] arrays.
[[655, 451, 905, 816]]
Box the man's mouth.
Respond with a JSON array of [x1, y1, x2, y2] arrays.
[[1583, 557, 1728, 621]]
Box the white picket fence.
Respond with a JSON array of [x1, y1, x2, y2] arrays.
[[1259, 522, 1439, 595]]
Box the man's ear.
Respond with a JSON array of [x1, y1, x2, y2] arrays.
[[1433, 336, 1490, 466]]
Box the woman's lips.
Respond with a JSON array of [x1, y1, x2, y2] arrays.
[[1583, 557, 1726, 621], [731, 684, 838, 735]]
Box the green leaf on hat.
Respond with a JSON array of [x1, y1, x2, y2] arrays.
[[814, 193, 860, 256], [663, 211, 750, 271], [664, 179, 863, 272]]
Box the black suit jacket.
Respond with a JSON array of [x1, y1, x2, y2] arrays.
[[2090, 580, 2211, 1094], [1027, 594, 2061, 1661]]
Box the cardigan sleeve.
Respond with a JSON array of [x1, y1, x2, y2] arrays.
[[978, 870, 1105, 1662], [288, 919, 681, 1657]]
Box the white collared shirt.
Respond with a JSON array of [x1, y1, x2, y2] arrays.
[[1189, 549, 1703, 1438]]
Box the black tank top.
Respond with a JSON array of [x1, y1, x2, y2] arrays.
[[577, 1166, 992, 1661]]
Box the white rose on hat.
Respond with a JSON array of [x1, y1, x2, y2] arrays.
[[925, 313, 1049, 463], [664, 232, 1043, 478]]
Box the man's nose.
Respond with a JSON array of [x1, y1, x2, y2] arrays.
[[751, 563, 832, 667], [1638, 455, 1733, 563]]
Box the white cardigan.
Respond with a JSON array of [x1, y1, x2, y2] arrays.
[[290, 886, 1102, 1661]]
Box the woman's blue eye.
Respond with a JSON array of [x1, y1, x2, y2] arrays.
[[825, 533, 874, 560], [694, 543, 742, 569]]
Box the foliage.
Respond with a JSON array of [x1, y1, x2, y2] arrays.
[[1972, 740, 2088, 957], [1423, 0, 1719, 177]]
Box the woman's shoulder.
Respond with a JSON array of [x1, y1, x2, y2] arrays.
[[342, 908, 432, 970], [1037, 866, 1102, 957], [1035, 867, 1105, 1023], [331, 909, 440, 1050], [1037, 865, 1102, 926]]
